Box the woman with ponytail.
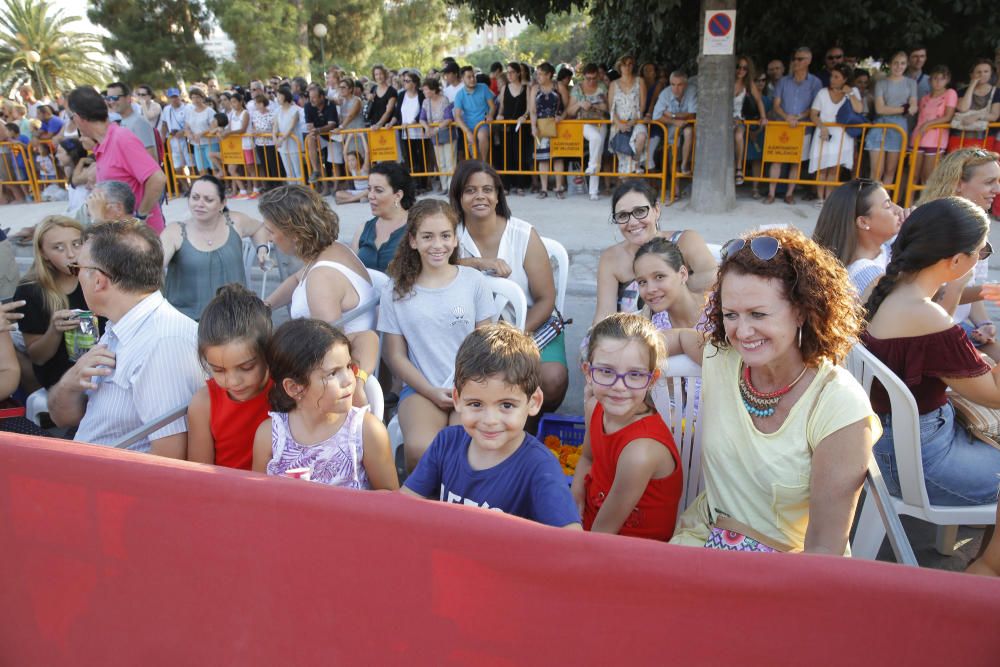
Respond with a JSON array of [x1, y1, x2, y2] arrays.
[[863, 196, 1000, 506]]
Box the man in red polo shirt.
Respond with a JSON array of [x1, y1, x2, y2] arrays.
[[67, 86, 166, 232]]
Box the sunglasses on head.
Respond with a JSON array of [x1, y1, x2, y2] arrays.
[[721, 236, 782, 261]]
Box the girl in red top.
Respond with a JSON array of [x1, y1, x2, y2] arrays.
[[572, 312, 683, 540], [187, 284, 273, 470]]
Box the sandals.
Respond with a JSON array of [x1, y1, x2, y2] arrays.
[[751, 189, 762, 200], [763, 195, 775, 205], [735, 169, 745, 186], [784, 194, 795, 205], [555, 188, 567, 200], [536, 191, 548, 199]]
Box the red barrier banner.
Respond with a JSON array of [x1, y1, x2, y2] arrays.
[[1, 434, 998, 665]]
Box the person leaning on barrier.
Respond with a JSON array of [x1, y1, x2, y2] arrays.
[[765, 47, 822, 205], [651, 71, 696, 176], [47, 220, 204, 458]]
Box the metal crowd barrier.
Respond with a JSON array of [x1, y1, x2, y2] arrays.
[[471, 118, 672, 203], [737, 120, 909, 202], [0, 141, 41, 201]]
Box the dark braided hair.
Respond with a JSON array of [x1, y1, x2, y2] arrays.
[[864, 196, 988, 321]]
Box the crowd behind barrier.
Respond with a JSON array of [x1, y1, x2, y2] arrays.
[[9, 119, 1000, 206]]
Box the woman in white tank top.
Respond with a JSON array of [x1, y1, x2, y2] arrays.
[[450, 160, 569, 417], [258, 185, 380, 375]]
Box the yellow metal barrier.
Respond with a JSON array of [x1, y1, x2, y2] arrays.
[[904, 121, 1000, 207], [163, 132, 307, 198], [471, 119, 672, 203], [737, 120, 909, 202], [0, 141, 41, 202]]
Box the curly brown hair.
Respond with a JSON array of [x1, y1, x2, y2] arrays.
[[387, 199, 460, 300], [704, 227, 863, 366], [258, 184, 339, 261]]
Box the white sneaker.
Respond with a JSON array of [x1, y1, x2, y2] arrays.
[[590, 193, 599, 201]]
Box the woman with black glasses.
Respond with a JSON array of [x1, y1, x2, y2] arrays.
[[863, 197, 1000, 507], [671, 227, 878, 555], [592, 179, 716, 324]]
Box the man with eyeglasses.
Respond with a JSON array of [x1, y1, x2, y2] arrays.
[[106, 82, 158, 162], [766, 47, 822, 205], [68, 86, 166, 232], [818, 47, 844, 88], [47, 221, 203, 459]]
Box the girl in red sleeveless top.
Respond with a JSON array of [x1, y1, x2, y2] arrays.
[[187, 284, 273, 470], [573, 313, 683, 540]]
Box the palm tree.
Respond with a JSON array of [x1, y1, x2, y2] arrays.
[[0, 0, 110, 99]]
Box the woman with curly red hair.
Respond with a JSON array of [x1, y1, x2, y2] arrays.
[[670, 227, 880, 554]]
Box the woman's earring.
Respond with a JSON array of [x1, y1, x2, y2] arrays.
[[394, 199, 400, 209], [798, 326, 803, 348]]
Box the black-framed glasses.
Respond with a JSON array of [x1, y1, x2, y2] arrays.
[[67, 263, 112, 279], [978, 241, 994, 261], [721, 236, 782, 261], [104, 95, 122, 102], [611, 205, 651, 225], [588, 365, 656, 389]]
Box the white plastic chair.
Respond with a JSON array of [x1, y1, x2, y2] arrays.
[[25, 388, 48, 426], [650, 354, 704, 516], [333, 269, 388, 330], [364, 373, 384, 422], [484, 275, 528, 331], [706, 242, 722, 263], [846, 342, 998, 558], [541, 236, 569, 313]]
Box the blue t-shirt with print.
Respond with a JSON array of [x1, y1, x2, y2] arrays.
[[453, 83, 493, 129], [405, 425, 580, 528]]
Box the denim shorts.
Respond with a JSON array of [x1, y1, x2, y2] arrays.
[[865, 115, 908, 153], [875, 402, 1000, 506]]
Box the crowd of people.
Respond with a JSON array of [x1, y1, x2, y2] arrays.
[[1, 47, 1000, 575]]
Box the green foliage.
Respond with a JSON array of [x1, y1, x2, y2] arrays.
[[455, 0, 1000, 76], [465, 44, 512, 71], [0, 0, 110, 97], [88, 0, 214, 88], [304, 0, 382, 74], [207, 0, 309, 80], [366, 1, 475, 74], [515, 9, 588, 64]]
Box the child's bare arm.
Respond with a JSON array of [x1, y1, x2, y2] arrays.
[[252, 418, 273, 473], [661, 328, 706, 362], [361, 411, 400, 490], [589, 438, 673, 534], [185, 386, 215, 464], [570, 396, 597, 515]]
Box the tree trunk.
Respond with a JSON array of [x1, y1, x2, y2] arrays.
[[691, 0, 737, 213]]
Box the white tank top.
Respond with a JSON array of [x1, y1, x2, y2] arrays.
[[289, 260, 376, 333], [458, 216, 534, 312]]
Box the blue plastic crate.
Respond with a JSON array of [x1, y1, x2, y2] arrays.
[[536, 414, 585, 484]]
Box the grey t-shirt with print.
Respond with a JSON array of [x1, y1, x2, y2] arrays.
[[377, 265, 496, 389]]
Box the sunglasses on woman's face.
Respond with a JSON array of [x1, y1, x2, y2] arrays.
[[721, 236, 782, 261]]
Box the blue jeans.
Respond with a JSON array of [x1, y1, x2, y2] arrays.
[[875, 403, 1000, 506]]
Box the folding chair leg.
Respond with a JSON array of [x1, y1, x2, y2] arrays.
[[851, 496, 887, 559], [934, 525, 959, 556]]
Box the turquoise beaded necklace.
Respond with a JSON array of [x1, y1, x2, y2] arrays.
[[738, 361, 809, 418]]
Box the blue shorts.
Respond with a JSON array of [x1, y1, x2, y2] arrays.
[[875, 403, 1000, 506], [193, 143, 219, 172], [865, 115, 907, 153], [399, 384, 417, 404]]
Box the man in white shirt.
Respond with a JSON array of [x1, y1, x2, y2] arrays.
[[441, 62, 462, 103], [160, 88, 193, 194], [48, 221, 204, 458]]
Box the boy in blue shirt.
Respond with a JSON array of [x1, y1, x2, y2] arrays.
[[402, 323, 581, 529], [452, 65, 495, 162]]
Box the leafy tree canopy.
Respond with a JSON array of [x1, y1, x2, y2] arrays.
[[88, 0, 214, 88], [0, 0, 110, 97], [453, 0, 1000, 78]]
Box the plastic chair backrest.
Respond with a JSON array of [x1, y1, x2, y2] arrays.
[[485, 276, 528, 331], [541, 236, 569, 313], [651, 354, 704, 514], [333, 269, 387, 330], [364, 374, 384, 422], [706, 243, 722, 263], [845, 343, 928, 509]]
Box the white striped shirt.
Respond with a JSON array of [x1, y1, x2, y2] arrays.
[[75, 292, 204, 452]]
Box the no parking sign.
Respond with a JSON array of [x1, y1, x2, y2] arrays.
[[703, 10, 736, 55]]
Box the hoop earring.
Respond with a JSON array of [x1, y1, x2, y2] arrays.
[[797, 327, 802, 348]]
